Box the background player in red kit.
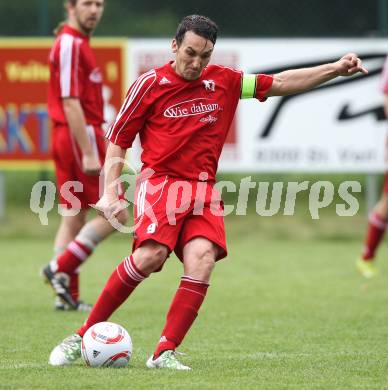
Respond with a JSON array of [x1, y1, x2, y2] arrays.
[[357, 56, 388, 278], [42, 0, 127, 311], [49, 15, 367, 369]]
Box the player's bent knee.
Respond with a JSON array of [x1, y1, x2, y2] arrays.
[[133, 242, 169, 275]]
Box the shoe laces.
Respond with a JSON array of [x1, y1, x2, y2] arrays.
[[60, 334, 81, 355], [160, 350, 188, 368]]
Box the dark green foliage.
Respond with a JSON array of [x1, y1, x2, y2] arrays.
[[0, 0, 381, 37]]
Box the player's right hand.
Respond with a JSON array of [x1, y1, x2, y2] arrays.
[[93, 194, 126, 220], [82, 153, 101, 175]]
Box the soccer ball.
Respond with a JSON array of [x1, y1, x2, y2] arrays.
[[81, 322, 132, 368]]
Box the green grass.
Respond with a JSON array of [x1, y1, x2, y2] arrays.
[[2, 203, 388, 389]]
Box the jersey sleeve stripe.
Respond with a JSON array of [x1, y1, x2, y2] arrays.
[[116, 69, 156, 120], [106, 70, 156, 142], [240, 74, 257, 99], [59, 34, 74, 97], [106, 73, 154, 139], [111, 74, 156, 143], [73, 39, 80, 96], [107, 70, 155, 138]]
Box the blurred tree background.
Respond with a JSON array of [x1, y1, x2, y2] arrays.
[[0, 0, 387, 37]]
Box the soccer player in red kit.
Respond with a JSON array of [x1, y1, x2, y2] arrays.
[[42, 0, 127, 311], [49, 15, 367, 369], [357, 56, 388, 278]]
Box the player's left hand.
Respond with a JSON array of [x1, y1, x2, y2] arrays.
[[93, 193, 127, 221], [334, 53, 368, 77]]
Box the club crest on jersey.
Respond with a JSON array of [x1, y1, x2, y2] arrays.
[[89, 68, 103, 83], [202, 79, 215, 91]]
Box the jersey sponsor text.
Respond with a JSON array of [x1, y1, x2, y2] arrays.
[[163, 98, 219, 118]]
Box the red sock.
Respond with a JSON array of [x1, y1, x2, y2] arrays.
[[362, 212, 387, 261], [56, 241, 92, 275], [69, 271, 79, 301], [153, 276, 209, 358], [77, 256, 146, 337]]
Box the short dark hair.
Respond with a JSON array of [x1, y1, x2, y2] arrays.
[[175, 15, 218, 46]]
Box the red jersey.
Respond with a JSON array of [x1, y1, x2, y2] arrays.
[[48, 25, 104, 126], [106, 62, 272, 181]]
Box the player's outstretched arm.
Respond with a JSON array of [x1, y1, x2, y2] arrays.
[[94, 142, 127, 220], [266, 52, 368, 97]]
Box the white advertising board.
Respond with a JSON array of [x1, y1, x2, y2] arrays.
[[126, 39, 388, 172]]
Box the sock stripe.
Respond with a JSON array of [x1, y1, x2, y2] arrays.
[[181, 275, 209, 286], [123, 257, 145, 282], [68, 241, 89, 261], [116, 265, 138, 288], [178, 287, 207, 297], [129, 255, 147, 278], [123, 260, 143, 282]]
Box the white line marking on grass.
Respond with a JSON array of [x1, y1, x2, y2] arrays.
[[0, 363, 49, 369]]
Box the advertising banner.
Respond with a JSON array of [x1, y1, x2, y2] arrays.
[[0, 38, 126, 169], [1, 38, 387, 172]]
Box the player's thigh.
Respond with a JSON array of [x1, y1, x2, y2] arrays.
[[132, 176, 189, 255], [176, 206, 228, 262]]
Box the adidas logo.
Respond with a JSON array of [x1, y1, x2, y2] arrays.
[[93, 350, 101, 358], [159, 76, 171, 85]]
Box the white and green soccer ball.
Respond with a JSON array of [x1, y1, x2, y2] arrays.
[[81, 322, 132, 368]]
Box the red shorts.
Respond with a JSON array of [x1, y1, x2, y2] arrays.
[[132, 176, 227, 262], [52, 124, 106, 209]]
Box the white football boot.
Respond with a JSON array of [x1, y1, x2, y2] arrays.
[[146, 350, 191, 370], [49, 334, 82, 366]]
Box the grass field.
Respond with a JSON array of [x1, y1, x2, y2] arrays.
[[2, 199, 388, 389]]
